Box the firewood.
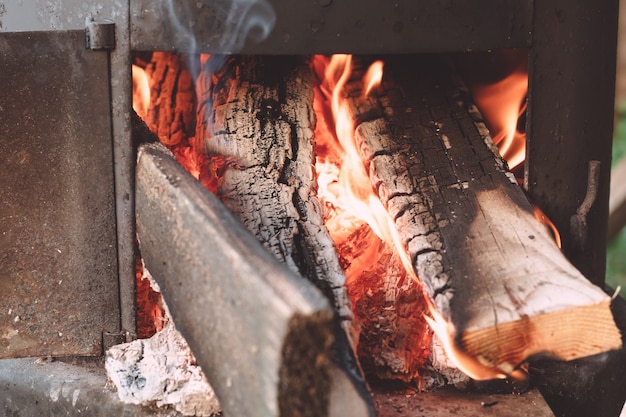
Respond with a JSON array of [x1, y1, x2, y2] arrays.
[[136, 142, 373, 417], [196, 56, 351, 320], [344, 56, 621, 378], [142, 52, 197, 148]]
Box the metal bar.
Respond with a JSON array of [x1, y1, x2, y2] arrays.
[[525, 0, 619, 286], [130, 0, 532, 54], [135, 142, 371, 417], [0, 358, 173, 416], [107, 0, 138, 342], [525, 2, 626, 416]]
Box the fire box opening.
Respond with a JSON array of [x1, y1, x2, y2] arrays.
[[129, 50, 620, 394]]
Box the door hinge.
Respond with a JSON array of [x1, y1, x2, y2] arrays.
[[86, 18, 116, 50]]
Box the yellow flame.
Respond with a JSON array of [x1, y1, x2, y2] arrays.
[[362, 60, 384, 97], [313, 55, 416, 283], [534, 206, 562, 249], [132, 64, 151, 120], [423, 300, 509, 381], [313, 55, 532, 382]]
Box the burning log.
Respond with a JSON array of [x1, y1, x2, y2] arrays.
[[197, 55, 352, 321], [338, 56, 621, 378], [133, 51, 619, 408], [135, 142, 372, 417]]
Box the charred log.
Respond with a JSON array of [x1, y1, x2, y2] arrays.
[[197, 56, 351, 320], [142, 52, 197, 148], [343, 56, 621, 378]]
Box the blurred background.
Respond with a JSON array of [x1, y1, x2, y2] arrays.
[[607, 0, 626, 289]]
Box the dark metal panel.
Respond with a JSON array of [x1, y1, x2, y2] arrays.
[[0, 31, 120, 357], [131, 0, 532, 54], [525, 0, 618, 287]]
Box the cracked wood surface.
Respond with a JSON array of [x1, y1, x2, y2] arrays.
[[346, 56, 621, 375], [198, 56, 352, 320]]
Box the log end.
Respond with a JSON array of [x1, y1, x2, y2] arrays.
[[461, 298, 622, 374]]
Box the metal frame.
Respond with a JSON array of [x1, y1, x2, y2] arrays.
[[0, 0, 137, 342]]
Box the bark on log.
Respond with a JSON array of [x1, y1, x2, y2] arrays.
[[143, 52, 197, 148], [345, 56, 621, 378], [136, 142, 375, 417], [197, 56, 351, 320]]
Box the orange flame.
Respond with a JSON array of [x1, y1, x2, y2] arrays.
[[312, 55, 416, 283], [471, 70, 527, 171], [467, 54, 562, 250], [424, 301, 509, 380], [313, 54, 520, 381], [534, 205, 562, 249], [132, 64, 151, 120]]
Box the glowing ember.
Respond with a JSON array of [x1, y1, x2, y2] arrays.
[[313, 54, 435, 382]]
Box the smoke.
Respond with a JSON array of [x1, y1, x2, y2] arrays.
[[166, 0, 276, 55], [165, 0, 276, 136]]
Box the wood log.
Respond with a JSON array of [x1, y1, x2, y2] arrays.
[[142, 52, 197, 148], [136, 142, 373, 417], [138, 52, 353, 323], [342, 56, 621, 379], [196, 56, 351, 320]]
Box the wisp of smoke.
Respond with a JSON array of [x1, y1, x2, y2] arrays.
[[165, 0, 276, 137]]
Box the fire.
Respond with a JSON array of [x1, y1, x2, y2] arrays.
[[534, 205, 562, 249], [132, 54, 222, 193], [312, 55, 416, 283], [313, 54, 525, 381], [468, 62, 528, 174], [132, 64, 151, 120], [133, 52, 556, 380]]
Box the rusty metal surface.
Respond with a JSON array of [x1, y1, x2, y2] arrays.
[[130, 0, 532, 54], [0, 31, 120, 358]]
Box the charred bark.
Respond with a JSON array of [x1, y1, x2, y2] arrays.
[[344, 56, 621, 377], [197, 55, 352, 322], [193, 55, 373, 411], [142, 52, 197, 148]]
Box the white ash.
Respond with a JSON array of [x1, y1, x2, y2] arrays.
[[105, 321, 220, 416]]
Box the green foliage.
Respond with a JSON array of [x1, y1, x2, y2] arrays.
[[607, 101, 626, 289], [607, 229, 626, 289]]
